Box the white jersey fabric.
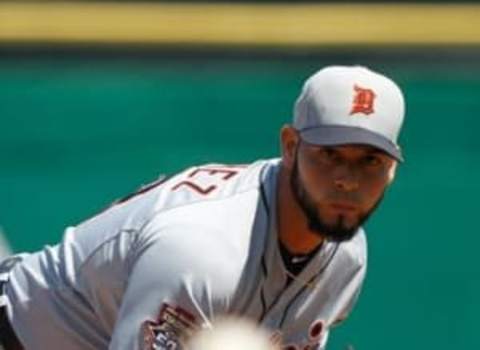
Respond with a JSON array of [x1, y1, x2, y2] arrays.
[[3, 158, 366, 350]]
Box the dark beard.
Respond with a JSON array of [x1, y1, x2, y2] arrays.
[[289, 152, 384, 242]]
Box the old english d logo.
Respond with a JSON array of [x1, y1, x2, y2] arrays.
[[350, 84, 376, 115]]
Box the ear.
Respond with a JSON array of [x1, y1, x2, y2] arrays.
[[280, 125, 299, 171], [387, 161, 398, 184]]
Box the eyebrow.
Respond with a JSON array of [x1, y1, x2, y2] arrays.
[[311, 145, 392, 159], [367, 149, 387, 156], [316, 144, 384, 153], [350, 145, 389, 156]]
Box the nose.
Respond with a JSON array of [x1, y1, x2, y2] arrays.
[[333, 167, 360, 192], [334, 178, 359, 192]]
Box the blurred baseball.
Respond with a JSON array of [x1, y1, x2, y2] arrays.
[[187, 317, 279, 350]]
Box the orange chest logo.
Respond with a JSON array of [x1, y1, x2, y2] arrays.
[[350, 84, 376, 115]]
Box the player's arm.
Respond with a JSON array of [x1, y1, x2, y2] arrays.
[[108, 225, 238, 350], [309, 290, 360, 350], [316, 261, 366, 350]]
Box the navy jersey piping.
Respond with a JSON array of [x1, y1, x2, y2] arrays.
[[278, 242, 340, 328], [258, 163, 271, 322]]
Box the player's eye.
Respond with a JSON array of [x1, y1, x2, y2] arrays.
[[361, 155, 383, 167], [318, 148, 339, 161]]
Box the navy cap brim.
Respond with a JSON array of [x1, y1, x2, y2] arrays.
[[299, 125, 403, 162]]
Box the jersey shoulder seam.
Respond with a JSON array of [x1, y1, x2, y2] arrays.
[[74, 228, 139, 284]]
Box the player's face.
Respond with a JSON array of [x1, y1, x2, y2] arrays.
[[290, 138, 396, 242]]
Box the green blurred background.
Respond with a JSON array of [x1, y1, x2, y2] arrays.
[[1, 1, 479, 350]]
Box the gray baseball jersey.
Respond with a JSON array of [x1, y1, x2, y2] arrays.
[[2, 158, 366, 350]]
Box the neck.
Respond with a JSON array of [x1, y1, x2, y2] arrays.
[[276, 164, 324, 255]]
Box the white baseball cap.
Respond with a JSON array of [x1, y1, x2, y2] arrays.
[[294, 65, 405, 161]]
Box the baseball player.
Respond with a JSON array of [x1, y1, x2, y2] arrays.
[[0, 65, 405, 350]]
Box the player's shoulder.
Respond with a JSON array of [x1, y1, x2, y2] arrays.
[[83, 157, 279, 228], [137, 220, 241, 268], [141, 157, 280, 232], [157, 158, 280, 209], [130, 211, 256, 298], [131, 157, 280, 273]]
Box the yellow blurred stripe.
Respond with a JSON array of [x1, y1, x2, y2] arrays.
[[0, 2, 479, 46]]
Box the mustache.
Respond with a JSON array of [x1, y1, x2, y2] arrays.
[[324, 191, 362, 204]]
